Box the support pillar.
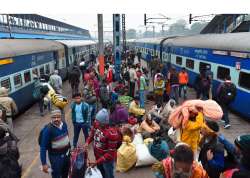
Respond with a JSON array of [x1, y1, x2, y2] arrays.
[[97, 14, 104, 77], [113, 14, 121, 81]]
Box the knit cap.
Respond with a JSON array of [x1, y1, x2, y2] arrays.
[[50, 110, 61, 118], [234, 134, 250, 153], [96, 108, 109, 124]]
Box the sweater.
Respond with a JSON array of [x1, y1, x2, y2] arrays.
[[40, 122, 70, 165], [87, 121, 121, 164]]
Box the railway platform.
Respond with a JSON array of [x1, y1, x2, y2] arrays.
[[14, 59, 250, 178]]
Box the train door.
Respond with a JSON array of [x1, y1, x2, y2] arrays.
[[72, 47, 76, 62], [64, 46, 69, 68], [153, 44, 157, 57], [53, 51, 59, 70], [167, 46, 172, 63]]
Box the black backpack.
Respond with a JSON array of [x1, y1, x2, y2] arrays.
[[218, 82, 237, 104], [99, 85, 110, 103], [38, 123, 53, 146]]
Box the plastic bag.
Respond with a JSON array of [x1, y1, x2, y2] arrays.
[[144, 138, 154, 146], [85, 167, 103, 178], [70, 148, 87, 178], [167, 127, 180, 143], [132, 133, 143, 145], [135, 144, 158, 167], [116, 137, 137, 172]]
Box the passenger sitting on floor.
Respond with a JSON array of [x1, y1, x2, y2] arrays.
[[161, 99, 177, 119], [138, 113, 160, 138], [128, 96, 145, 123], [148, 101, 164, 124]]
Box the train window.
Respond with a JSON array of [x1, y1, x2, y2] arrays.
[[0, 78, 11, 91], [14, 74, 22, 88], [24, 71, 31, 83], [217, 66, 230, 80], [186, 59, 194, 69], [45, 64, 50, 74], [39, 66, 45, 76], [239, 72, 250, 90], [176, 56, 182, 65], [199, 62, 210, 73]]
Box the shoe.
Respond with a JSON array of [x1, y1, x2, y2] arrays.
[[224, 124, 231, 129], [220, 120, 225, 124]]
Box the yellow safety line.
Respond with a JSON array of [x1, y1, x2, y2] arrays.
[[21, 107, 71, 178], [21, 154, 39, 178]]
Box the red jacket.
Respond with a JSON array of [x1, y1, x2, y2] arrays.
[[87, 121, 121, 164]]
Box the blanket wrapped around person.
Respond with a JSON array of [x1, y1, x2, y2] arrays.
[[168, 99, 223, 129]]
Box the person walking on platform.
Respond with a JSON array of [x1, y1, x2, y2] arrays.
[[217, 75, 237, 129], [178, 67, 189, 100], [0, 87, 18, 132], [137, 49, 142, 63], [146, 51, 152, 71], [36, 78, 51, 116], [84, 106, 121, 178], [39, 110, 70, 178], [129, 65, 138, 97], [49, 70, 62, 94], [83, 80, 97, 125], [68, 66, 81, 97], [205, 65, 213, 99], [71, 93, 90, 148], [90, 51, 96, 66], [169, 67, 179, 105]]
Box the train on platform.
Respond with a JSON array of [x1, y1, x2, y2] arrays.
[[0, 39, 97, 112], [131, 32, 250, 119]]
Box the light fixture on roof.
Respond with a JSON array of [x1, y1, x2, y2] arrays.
[[212, 50, 228, 55], [230, 51, 248, 58]]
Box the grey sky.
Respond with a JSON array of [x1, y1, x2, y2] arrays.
[[43, 13, 199, 36]]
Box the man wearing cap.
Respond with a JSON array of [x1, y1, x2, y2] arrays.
[[219, 134, 250, 171], [84, 106, 121, 178], [49, 70, 62, 94], [40, 110, 70, 178]]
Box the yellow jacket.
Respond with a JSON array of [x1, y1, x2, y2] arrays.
[[180, 112, 205, 152], [128, 101, 145, 116]]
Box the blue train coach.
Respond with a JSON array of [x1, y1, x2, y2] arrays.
[[0, 39, 65, 112], [133, 32, 250, 119]]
